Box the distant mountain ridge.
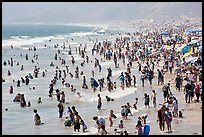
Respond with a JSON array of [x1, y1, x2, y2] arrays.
[[2, 2, 202, 24]]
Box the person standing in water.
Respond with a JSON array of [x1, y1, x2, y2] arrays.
[[33, 109, 43, 125], [57, 101, 64, 118], [9, 86, 14, 94], [151, 90, 157, 108], [97, 94, 102, 110]]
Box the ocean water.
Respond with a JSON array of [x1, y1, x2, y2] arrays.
[[2, 24, 97, 40], [2, 24, 202, 135]]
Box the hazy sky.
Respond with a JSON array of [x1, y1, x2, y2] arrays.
[[2, 2, 202, 24]]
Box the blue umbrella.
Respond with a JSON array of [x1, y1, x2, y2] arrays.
[[189, 40, 201, 45], [198, 45, 202, 52], [181, 45, 191, 54], [187, 29, 202, 33], [160, 31, 169, 35]]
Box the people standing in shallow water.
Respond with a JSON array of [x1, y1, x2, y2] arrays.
[[97, 94, 102, 110], [9, 86, 13, 94], [57, 101, 64, 118], [157, 105, 166, 131], [33, 109, 42, 125], [73, 112, 82, 132], [20, 94, 26, 107], [151, 90, 157, 107], [135, 120, 143, 135]]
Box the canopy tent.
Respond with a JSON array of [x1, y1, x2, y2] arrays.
[[160, 31, 169, 35], [181, 45, 191, 54]]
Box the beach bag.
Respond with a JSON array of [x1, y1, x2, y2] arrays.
[[143, 124, 150, 135]]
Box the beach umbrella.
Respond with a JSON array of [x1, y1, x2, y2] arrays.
[[158, 45, 171, 51], [187, 29, 202, 33], [198, 45, 202, 52], [91, 78, 99, 88], [176, 44, 186, 52], [181, 45, 191, 54], [189, 40, 201, 45], [186, 57, 198, 64], [182, 52, 193, 58], [160, 31, 169, 35]]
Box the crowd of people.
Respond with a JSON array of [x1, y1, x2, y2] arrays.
[[3, 19, 202, 135]]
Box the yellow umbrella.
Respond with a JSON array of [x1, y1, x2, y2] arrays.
[[182, 51, 193, 58]]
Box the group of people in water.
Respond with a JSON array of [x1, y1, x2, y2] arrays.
[[3, 19, 202, 135]]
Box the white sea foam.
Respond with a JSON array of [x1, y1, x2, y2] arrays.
[[69, 31, 98, 37], [2, 36, 55, 47]]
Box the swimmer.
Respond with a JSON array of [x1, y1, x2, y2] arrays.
[[77, 92, 82, 98]]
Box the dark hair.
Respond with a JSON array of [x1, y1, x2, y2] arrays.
[[136, 120, 142, 127], [93, 116, 98, 120], [33, 109, 37, 113]]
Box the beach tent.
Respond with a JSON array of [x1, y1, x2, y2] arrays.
[[181, 45, 191, 54], [160, 31, 169, 35]]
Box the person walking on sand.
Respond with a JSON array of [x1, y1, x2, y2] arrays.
[[195, 84, 200, 102]]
